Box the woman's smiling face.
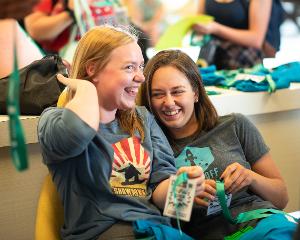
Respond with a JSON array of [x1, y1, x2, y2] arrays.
[[150, 65, 199, 138], [93, 41, 145, 111]]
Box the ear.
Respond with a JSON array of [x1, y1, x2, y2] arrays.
[[194, 91, 199, 103], [86, 63, 96, 79]]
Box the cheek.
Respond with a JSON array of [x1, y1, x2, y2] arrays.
[[150, 99, 161, 112]]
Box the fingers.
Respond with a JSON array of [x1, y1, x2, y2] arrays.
[[56, 74, 69, 85], [220, 163, 237, 180], [177, 166, 203, 178], [194, 197, 209, 207], [204, 179, 216, 196], [221, 163, 253, 193], [56, 74, 81, 91]]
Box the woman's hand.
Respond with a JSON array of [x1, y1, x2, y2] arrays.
[[220, 162, 254, 194], [192, 21, 219, 35], [57, 73, 94, 91], [56, 74, 100, 130], [177, 166, 207, 204], [194, 179, 216, 207]]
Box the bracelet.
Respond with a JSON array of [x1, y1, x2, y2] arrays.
[[65, 6, 75, 22]]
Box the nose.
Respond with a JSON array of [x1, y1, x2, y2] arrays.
[[134, 68, 145, 83], [163, 94, 175, 106]]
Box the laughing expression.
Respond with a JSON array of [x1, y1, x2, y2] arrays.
[[151, 66, 199, 139], [93, 42, 145, 112]]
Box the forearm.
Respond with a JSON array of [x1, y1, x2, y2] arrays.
[[64, 81, 99, 131], [25, 12, 74, 41], [152, 178, 170, 209], [212, 23, 264, 49], [249, 171, 288, 209]]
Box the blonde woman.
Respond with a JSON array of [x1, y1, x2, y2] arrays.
[[38, 26, 205, 240]]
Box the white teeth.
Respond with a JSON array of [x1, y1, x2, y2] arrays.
[[164, 110, 179, 116], [125, 87, 137, 94]]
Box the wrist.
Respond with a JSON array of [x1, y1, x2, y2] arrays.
[[65, 6, 75, 22]]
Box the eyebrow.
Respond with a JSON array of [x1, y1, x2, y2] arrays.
[[152, 85, 186, 91], [123, 60, 144, 65]]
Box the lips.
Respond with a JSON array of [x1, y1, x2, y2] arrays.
[[163, 109, 180, 116], [161, 109, 181, 121], [124, 86, 139, 97]]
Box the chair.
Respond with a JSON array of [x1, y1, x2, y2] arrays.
[[35, 174, 64, 240]]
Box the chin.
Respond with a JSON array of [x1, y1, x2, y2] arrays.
[[119, 102, 136, 110]]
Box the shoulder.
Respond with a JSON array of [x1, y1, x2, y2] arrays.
[[218, 113, 254, 131], [135, 106, 154, 123]]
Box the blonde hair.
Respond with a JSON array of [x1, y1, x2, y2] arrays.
[[64, 25, 145, 140]]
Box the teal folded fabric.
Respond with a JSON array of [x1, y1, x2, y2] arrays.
[[240, 213, 298, 240], [272, 62, 300, 83], [199, 62, 300, 92], [199, 65, 225, 86], [133, 219, 194, 240]]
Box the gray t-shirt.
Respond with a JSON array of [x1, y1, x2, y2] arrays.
[[38, 106, 177, 240], [169, 113, 275, 239]]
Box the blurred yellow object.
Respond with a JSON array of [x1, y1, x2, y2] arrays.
[[57, 89, 67, 107], [35, 174, 63, 240], [155, 15, 213, 50]]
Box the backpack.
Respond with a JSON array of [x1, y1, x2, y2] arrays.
[[0, 55, 67, 115], [241, 0, 285, 52]]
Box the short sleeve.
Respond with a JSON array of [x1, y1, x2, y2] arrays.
[[33, 0, 53, 14], [234, 113, 270, 165]]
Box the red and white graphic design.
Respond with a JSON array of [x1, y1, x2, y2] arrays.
[[110, 137, 151, 197]]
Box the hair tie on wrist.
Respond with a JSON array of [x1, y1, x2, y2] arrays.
[[65, 6, 75, 22]]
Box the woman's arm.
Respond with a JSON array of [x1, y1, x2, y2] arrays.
[[198, 0, 205, 14], [195, 0, 272, 49], [25, 11, 74, 41], [221, 153, 288, 209]]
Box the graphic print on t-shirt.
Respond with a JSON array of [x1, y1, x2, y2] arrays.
[[110, 136, 150, 197], [175, 146, 214, 171]]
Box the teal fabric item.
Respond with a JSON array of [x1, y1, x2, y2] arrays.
[[200, 62, 300, 92], [199, 65, 225, 86], [133, 219, 194, 240], [233, 78, 289, 92], [272, 62, 300, 83], [240, 213, 298, 240], [218, 64, 291, 92]]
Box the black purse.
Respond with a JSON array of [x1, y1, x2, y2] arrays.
[[0, 55, 67, 115]]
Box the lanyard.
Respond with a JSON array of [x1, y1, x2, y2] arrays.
[[216, 180, 285, 224], [6, 23, 28, 171], [172, 172, 188, 236]]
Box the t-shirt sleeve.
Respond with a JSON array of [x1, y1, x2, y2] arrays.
[[147, 112, 177, 187], [33, 0, 53, 14], [38, 107, 97, 164], [234, 113, 270, 165]]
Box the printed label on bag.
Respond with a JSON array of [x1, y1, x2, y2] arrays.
[[163, 175, 197, 222], [207, 193, 232, 216]]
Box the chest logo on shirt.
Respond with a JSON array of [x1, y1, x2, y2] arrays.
[[175, 146, 214, 171], [110, 136, 150, 197]]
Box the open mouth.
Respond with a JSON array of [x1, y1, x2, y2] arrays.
[[161, 109, 181, 120], [125, 87, 138, 97]]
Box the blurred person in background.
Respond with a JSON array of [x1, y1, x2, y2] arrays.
[[193, 0, 282, 69]]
